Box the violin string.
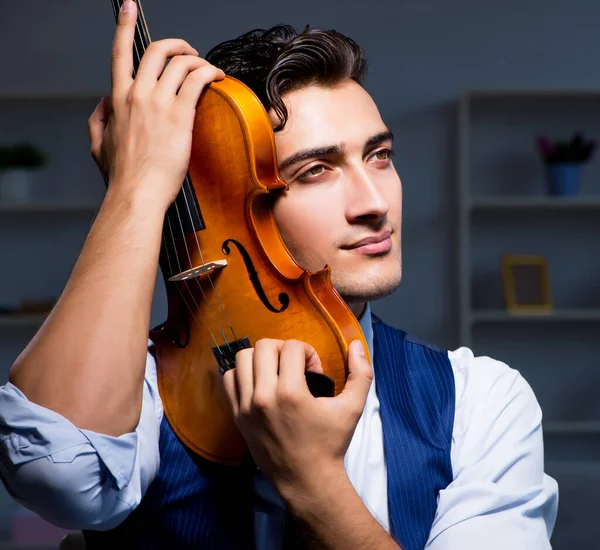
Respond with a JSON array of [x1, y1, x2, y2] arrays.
[[130, 0, 236, 350], [170, 197, 234, 351], [113, 0, 227, 354], [175, 283, 221, 350], [111, 1, 142, 82], [163, 235, 222, 348], [165, 187, 224, 353], [161, 225, 222, 352], [178, 177, 239, 344]]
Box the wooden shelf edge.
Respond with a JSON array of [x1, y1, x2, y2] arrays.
[[470, 309, 600, 323], [0, 202, 100, 213], [545, 461, 600, 475], [0, 92, 107, 100], [544, 422, 600, 435], [470, 197, 600, 210], [0, 314, 47, 327], [465, 89, 600, 100]]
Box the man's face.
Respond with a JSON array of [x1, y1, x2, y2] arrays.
[[270, 80, 402, 310]]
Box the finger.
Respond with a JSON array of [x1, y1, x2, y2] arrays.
[[135, 39, 199, 89], [336, 340, 373, 411], [251, 339, 281, 409], [304, 342, 323, 374], [155, 56, 214, 98], [222, 369, 240, 418], [111, 0, 138, 94], [235, 348, 255, 414], [278, 341, 322, 398], [176, 64, 225, 109], [88, 96, 111, 155]]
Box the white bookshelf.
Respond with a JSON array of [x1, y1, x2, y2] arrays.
[[0, 93, 107, 543], [0, 92, 105, 325], [457, 91, 600, 549], [458, 89, 600, 346]]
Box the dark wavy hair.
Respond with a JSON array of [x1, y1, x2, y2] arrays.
[[205, 24, 367, 131]]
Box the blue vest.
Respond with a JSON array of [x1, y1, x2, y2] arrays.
[[83, 316, 455, 549]]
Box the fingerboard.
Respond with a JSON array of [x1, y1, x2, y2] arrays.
[[110, 0, 152, 75], [109, 0, 206, 281]]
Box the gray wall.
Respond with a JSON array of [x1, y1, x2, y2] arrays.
[[2, 0, 599, 546], [3, 0, 600, 348]]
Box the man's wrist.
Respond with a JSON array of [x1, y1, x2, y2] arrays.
[[279, 463, 399, 550], [278, 461, 350, 518], [104, 179, 170, 220]]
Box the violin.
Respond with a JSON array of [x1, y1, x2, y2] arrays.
[[110, 0, 369, 465]]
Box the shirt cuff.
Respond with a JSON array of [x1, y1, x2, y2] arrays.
[[0, 382, 137, 490]]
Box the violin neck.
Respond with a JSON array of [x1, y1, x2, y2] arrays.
[[109, 0, 206, 283], [111, 0, 152, 76]]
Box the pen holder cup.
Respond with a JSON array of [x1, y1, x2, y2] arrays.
[[545, 163, 581, 197]]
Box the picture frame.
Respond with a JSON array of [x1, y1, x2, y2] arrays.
[[501, 255, 553, 314]]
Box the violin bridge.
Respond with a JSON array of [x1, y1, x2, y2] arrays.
[[168, 260, 227, 282]]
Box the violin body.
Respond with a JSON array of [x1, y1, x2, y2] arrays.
[[150, 77, 369, 465]]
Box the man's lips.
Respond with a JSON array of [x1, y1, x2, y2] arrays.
[[341, 230, 392, 254]]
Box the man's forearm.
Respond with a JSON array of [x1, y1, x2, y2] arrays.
[[283, 465, 401, 550], [9, 184, 166, 436]]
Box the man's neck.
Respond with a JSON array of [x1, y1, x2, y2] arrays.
[[348, 301, 367, 320]]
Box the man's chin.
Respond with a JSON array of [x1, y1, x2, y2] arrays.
[[335, 271, 402, 305]]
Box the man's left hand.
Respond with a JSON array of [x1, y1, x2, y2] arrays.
[[222, 338, 373, 502]]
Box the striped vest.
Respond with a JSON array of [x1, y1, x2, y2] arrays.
[[84, 316, 455, 549]]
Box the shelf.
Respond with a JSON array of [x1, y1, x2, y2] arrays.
[[470, 196, 600, 210], [0, 92, 104, 100], [470, 309, 600, 324], [0, 202, 100, 214], [466, 89, 600, 100], [0, 314, 47, 327], [544, 422, 600, 435], [545, 460, 600, 473]]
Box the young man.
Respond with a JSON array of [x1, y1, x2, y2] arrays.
[[0, 2, 557, 549]]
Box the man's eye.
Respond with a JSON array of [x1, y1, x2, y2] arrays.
[[298, 164, 326, 181], [373, 148, 393, 161]]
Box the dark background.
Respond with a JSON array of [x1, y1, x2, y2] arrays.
[[1, 1, 599, 548]]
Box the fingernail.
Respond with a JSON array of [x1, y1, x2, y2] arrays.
[[351, 340, 365, 357], [122, 1, 134, 13]]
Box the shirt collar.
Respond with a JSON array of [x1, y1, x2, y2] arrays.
[[357, 302, 374, 363]]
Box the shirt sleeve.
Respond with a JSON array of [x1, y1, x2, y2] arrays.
[[0, 341, 162, 531], [425, 347, 559, 550]]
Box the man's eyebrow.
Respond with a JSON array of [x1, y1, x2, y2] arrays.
[[278, 130, 394, 172], [365, 131, 394, 150], [279, 145, 343, 172]]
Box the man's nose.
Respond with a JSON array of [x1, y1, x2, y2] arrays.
[[344, 165, 389, 223]]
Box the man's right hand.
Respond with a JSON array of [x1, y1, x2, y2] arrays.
[[88, 0, 225, 212], [9, 0, 225, 437]]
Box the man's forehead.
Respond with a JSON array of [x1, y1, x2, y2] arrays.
[[272, 81, 387, 156]]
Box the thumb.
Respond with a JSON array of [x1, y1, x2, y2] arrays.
[[338, 340, 373, 409], [88, 96, 111, 155], [88, 96, 111, 184]]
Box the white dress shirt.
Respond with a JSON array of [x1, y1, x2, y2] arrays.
[[0, 303, 558, 548]]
